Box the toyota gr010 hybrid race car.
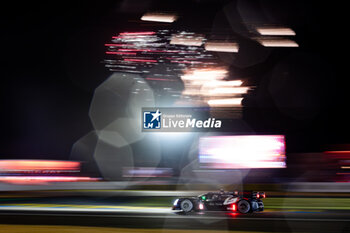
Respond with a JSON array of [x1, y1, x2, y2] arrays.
[[172, 190, 265, 213]]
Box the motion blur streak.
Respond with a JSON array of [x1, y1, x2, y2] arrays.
[[170, 60, 202, 64], [199, 135, 286, 169], [207, 98, 243, 106], [256, 38, 299, 47], [170, 34, 204, 46], [182, 87, 249, 96], [256, 27, 296, 36], [145, 77, 177, 81], [204, 42, 239, 53], [179, 68, 250, 107], [105, 52, 136, 55], [122, 167, 173, 177], [118, 49, 179, 53], [141, 13, 177, 23], [325, 151, 350, 154], [181, 69, 227, 81], [193, 80, 243, 86], [0, 176, 98, 184], [104, 43, 128, 47], [119, 32, 156, 36], [208, 87, 249, 95], [124, 59, 158, 63], [0, 160, 80, 171], [0, 225, 239, 233]]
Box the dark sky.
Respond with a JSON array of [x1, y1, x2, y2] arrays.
[[0, 0, 348, 160]]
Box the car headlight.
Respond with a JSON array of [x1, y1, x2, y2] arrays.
[[173, 199, 179, 206]]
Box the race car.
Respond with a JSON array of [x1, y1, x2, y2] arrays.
[[172, 190, 265, 213]]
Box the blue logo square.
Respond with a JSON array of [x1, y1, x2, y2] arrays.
[[143, 109, 161, 129]]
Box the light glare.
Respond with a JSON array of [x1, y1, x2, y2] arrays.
[[141, 13, 177, 23], [257, 38, 299, 47], [199, 135, 286, 169], [256, 27, 296, 36], [205, 42, 239, 53], [207, 98, 243, 106]]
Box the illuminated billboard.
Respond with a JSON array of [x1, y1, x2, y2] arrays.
[[199, 135, 286, 169]]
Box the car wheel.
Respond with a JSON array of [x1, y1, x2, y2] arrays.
[[237, 200, 251, 214], [180, 199, 193, 212]]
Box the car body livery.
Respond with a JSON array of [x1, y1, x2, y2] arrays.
[[172, 190, 265, 213]]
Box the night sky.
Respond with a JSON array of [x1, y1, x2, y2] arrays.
[[1, 0, 348, 160]]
